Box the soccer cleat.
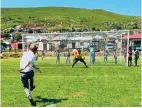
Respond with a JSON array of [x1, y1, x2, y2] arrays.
[[31, 101, 36, 106], [30, 85, 35, 91], [29, 99, 36, 106]]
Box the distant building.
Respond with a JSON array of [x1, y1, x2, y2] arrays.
[[123, 33, 142, 51], [23, 24, 45, 33], [11, 41, 25, 50]]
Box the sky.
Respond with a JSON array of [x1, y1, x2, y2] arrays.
[[1, 0, 141, 16]]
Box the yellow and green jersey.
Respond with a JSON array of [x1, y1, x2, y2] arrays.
[[73, 53, 85, 60]]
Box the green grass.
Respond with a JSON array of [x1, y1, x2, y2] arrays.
[[1, 56, 141, 107], [1, 7, 140, 30]]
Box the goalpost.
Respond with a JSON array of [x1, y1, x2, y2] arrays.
[[22, 30, 130, 67]]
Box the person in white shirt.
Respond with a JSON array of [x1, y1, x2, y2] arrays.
[[19, 44, 40, 106]]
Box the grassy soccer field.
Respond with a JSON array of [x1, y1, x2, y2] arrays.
[[1, 57, 141, 107]]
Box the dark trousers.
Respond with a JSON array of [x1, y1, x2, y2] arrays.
[[90, 56, 95, 64], [56, 56, 60, 64], [124, 56, 126, 63], [134, 57, 138, 66], [128, 57, 132, 66], [20, 70, 34, 89], [72, 58, 87, 67], [66, 56, 70, 64], [114, 56, 117, 64], [36, 57, 38, 61], [104, 57, 107, 62]]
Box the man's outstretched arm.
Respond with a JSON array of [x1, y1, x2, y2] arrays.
[[20, 61, 31, 72]]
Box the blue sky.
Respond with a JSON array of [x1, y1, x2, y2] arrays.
[[1, 0, 141, 16]]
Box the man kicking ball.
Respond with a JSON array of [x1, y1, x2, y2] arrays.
[[19, 44, 40, 106], [72, 49, 88, 68]]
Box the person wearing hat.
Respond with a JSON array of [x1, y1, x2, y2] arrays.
[[72, 49, 88, 68], [19, 43, 40, 106]]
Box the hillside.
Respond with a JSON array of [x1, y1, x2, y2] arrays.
[[1, 7, 141, 31]]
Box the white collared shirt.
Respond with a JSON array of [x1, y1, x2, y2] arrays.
[[20, 51, 36, 72]]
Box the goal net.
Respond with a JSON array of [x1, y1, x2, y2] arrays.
[[22, 30, 130, 66]]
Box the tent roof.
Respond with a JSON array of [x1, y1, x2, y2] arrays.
[[123, 33, 142, 39]]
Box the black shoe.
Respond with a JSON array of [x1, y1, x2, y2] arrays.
[[30, 85, 35, 91], [29, 99, 36, 106], [31, 101, 36, 107], [86, 66, 88, 68]]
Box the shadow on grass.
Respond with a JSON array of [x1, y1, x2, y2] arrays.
[[35, 96, 68, 107], [72, 66, 89, 68], [38, 64, 72, 67]]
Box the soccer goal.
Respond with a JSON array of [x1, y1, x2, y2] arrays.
[[22, 30, 130, 66]]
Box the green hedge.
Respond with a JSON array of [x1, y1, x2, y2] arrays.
[[2, 52, 22, 58], [9, 53, 21, 58]]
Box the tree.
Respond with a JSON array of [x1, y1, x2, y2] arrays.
[[2, 32, 11, 39], [83, 28, 88, 32], [77, 29, 82, 32], [14, 32, 22, 41], [10, 29, 14, 33], [72, 27, 76, 32], [111, 23, 118, 29], [117, 26, 122, 30], [18, 29, 23, 32], [13, 32, 22, 53], [36, 29, 42, 33], [12, 25, 17, 28], [8, 16, 13, 20], [96, 29, 100, 31], [28, 29, 33, 33], [92, 27, 96, 31], [130, 30, 134, 35], [133, 23, 138, 29]]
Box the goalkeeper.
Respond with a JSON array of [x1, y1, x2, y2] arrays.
[[72, 49, 88, 68]]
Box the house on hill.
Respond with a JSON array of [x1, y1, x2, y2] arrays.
[[23, 24, 45, 33]]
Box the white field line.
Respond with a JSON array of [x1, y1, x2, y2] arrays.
[[2, 76, 99, 78], [2, 75, 128, 78]]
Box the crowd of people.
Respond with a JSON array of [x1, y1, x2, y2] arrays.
[[34, 45, 139, 67]]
